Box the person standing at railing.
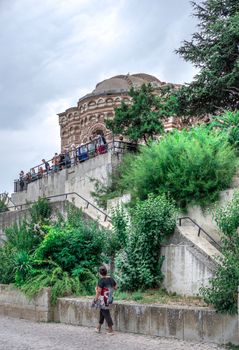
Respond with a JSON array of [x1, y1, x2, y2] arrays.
[[64, 150, 71, 168], [69, 144, 77, 166], [42, 159, 50, 174], [30, 168, 38, 181], [88, 137, 96, 158], [52, 153, 60, 172], [19, 170, 25, 191]]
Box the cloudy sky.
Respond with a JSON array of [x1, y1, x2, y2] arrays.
[[0, 0, 199, 194]]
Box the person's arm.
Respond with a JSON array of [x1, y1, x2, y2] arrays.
[[95, 286, 102, 301]]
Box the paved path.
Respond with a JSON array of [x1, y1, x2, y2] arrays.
[[0, 316, 225, 350]]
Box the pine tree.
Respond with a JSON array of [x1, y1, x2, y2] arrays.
[[176, 0, 239, 116], [106, 84, 177, 144]]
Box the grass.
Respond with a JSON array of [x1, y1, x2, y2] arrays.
[[225, 345, 239, 350], [113, 288, 207, 307]]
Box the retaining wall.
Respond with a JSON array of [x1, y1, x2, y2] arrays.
[[55, 298, 239, 345], [0, 201, 68, 244], [161, 227, 221, 296], [0, 285, 238, 345], [0, 284, 51, 322]]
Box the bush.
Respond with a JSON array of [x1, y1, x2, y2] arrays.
[[115, 195, 176, 291], [0, 200, 107, 302], [120, 126, 237, 208], [21, 261, 87, 304], [0, 244, 16, 284], [200, 191, 239, 314], [210, 111, 239, 152]]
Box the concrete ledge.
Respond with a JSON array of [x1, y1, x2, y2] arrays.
[[0, 285, 238, 345], [0, 284, 52, 322], [56, 298, 239, 345]]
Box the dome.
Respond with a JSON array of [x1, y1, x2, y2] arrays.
[[92, 73, 162, 94]]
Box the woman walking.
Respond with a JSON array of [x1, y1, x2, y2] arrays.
[[94, 265, 117, 334]]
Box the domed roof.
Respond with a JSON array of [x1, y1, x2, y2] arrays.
[[92, 73, 162, 94]]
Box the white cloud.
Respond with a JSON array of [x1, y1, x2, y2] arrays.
[[0, 0, 199, 193]]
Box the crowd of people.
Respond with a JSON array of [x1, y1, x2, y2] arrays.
[[17, 134, 111, 191]]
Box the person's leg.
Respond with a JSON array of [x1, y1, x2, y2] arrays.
[[101, 309, 113, 333], [97, 309, 105, 332]]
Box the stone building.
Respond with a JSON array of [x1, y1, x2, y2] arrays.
[[58, 73, 179, 150]]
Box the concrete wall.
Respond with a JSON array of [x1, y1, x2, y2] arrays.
[[0, 284, 51, 322], [0, 285, 238, 344], [0, 201, 69, 244], [11, 151, 119, 223], [55, 298, 239, 345], [161, 227, 221, 296]]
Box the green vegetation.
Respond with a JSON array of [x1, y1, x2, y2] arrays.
[[210, 111, 239, 152], [106, 83, 177, 144], [115, 195, 176, 291], [118, 126, 237, 208], [0, 192, 9, 213], [175, 0, 239, 118], [114, 288, 206, 306], [200, 191, 239, 314], [0, 199, 107, 303]]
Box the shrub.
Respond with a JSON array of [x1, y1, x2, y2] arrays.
[[115, 195, 176, 291], [210, 111, 239, 152], [33, 214, 105, 273], [0, 244, 16, 284], [200, 191, 239, 314], [20, 261, 87, 304], [29, 197, 51, 224], [120, 126, 237, 208]]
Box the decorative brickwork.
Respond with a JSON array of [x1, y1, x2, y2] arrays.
[[58, 73, 180, 150]]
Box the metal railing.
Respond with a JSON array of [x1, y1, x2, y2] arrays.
[[14, 140, 138, 193], [4, 192, 111, 223], [178, 216, 221, 251]]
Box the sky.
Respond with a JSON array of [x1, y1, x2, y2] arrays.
[[0, 0, 199, 194]]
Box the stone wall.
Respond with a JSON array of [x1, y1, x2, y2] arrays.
[[55, 298, 239, 345], [161, 227, 221, 296], [0, 284, 51, 322], [11, 151, 119, 223], [0, 201, 68, 244]]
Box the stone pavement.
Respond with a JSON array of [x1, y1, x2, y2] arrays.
[[0, 316, 226, 350]]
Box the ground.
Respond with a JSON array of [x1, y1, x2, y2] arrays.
[[0, 315, 226, 350]]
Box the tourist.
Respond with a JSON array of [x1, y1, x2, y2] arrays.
[[59, 151, 65, 170], [88, 137, 96, 158], [52, 153, 60, 172], [19, 170, 25, 191], [94, 265, 117, 335], [42, 159, 50, 174], [78, 143, 88, 162], [64, 150, 71, 168], [30, 168, 38, 181], [69, 144, 77, 166], [38, 166, 44, 179]]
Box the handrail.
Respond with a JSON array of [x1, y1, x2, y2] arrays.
[[14, 139, 137, 192], [178, 216, 221, 251], [4, 192, 112, 223]]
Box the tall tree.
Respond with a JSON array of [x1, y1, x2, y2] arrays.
[[106, 84, 177, 144], [176, 0, 239, 117]]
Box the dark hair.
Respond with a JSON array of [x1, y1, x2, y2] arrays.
[[99, 265, 107, 276]]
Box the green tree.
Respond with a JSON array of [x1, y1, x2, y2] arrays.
[[210, 110, 239, 151], [119, 126, 237, 208], [175, 0, 239, 117], [106, 84, 177, 144], [115, 195, 176, 291]]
